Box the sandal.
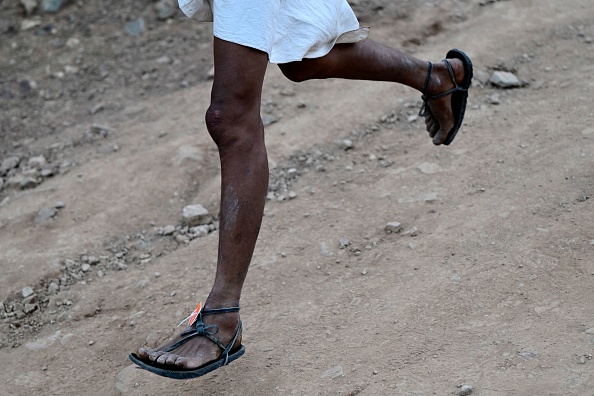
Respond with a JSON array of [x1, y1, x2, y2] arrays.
[[419, 49, 473, 145], [129, 305, 245, 380]]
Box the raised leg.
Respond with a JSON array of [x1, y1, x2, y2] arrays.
[[135, 37, 269, 370], [278, 39, 468, 145]]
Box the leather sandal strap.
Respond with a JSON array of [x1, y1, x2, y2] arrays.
[[202, 306, 240, 315], [162, 306, 241, 354]]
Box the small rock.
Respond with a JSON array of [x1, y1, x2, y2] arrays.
[[321, 365, 343, 379], [578, 356, 587, 365], [339, 237, 350, 249], [54, 201, 66, 209], [341, 139, 354, 150], [488, 93, 501, 105], [261, 114, 278, 127], [124, 18, 145, 36], [81, 263, 91, 272], [384, 222, 402, 234], [206, 66, 215, 79], [407, 114, 418, 123], [87, 255, 100, 265], [23, 304, 37, 314], [182, 204, 212, 227], [519, 350, 537, 359], [23, 294, 37, 305], [20, 0, 38, 16], [154, 272, 161, 278], [48, 282, 59, 293], [1, 156, 20, 174], [162, 225, 176, 236], [21, 286, 35, 298], [156, 55, 172, 65], [28, 155, 46, 169], [89, 340, 95, 346], [490, 71, 521, 88], [97, 270, 105, 277], [35, 207, 57, 223], [288, 191, 297, 199], [458, 385, 474, 396], [450, 274, 462, 283], [41, 0, 66, 13], [585, 327, 594, 335], [20, 176, 40, 189], [154, 0, 176, 20], [404, 226, 419, 237]]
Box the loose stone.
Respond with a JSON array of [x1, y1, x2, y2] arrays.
[[162, 225, 176, 236], [458, 385, 474, 396], [182, 204, 212, 227], [21, 286, 35, 298], [385, 222, 402, 233], [490, 71, 521, 88]]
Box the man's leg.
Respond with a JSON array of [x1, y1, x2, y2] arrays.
[[278, 40, 467, 145], [136, 37, 269, 369]]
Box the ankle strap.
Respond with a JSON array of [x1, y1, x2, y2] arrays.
[[202, 306, 240, 315]]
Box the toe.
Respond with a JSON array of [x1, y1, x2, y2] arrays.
[[149, 351, 166, 362], [165, 354, 179, 365], [137, 347, 152, 358], [433, 128, 448, 145], [174, 357, 189, 368], [156, 354, 169, 365]]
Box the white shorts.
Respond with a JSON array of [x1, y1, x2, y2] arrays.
[[179, 0, 369, 64]]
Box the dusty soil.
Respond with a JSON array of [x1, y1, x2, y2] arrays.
[[1, 0, 593, 395]]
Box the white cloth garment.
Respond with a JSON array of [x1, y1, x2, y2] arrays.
[[178, 0, 369, 64]]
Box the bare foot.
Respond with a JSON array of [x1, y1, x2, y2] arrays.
[[135, 307, 241, 370], [422, 58, 466, 145]]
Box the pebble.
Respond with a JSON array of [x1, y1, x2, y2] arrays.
[[288, 191, 297, 199], [458, 385, 474, 396], [321, 365, 343, 379], [585, 327, 594, 335], [23, 304, 37, 314], [124, 18, 145, 36], [1, 156, 20, 174], [48, 282, 59, 293], [154, 272, 161, 278], [578, 356, 587, 365], [20, 176, 40, 189], [339, 237, 350, 249], [54, 201, 66, 209], [490, 71, 521, 88], [41, 0, 66, 13], [154, 0, 177, 20], [87, 255, 100, 265], [384, 222, 402, 234], [21, 286, 35, 298], [488, 93, 501, 105], [341, 139, 354, 150], [89, 340, 95, 346], [156, 55, 172, 65], [97, 270, 105, 277], [81, 263, 91, 272], [20, 0, 38, 16], [407, 114, 418, 123], [162, 225, 176, 236], [28, 155, 46, 169], [261, 114, 278, 127], [35, 207, 57, 223], [403, 226, 419, 237], [182, 204, 212, 227]]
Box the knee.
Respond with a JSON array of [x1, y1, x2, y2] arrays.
[[205, 103, 261, 150], [279, 62, 314, 83]]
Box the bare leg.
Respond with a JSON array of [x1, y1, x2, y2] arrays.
[[136, 38, 269, 369], [278, 39, 467, 145]]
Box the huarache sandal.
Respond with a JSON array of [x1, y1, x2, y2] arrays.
[[419, 49, 473, 145], [129, 304, 245, 380]]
